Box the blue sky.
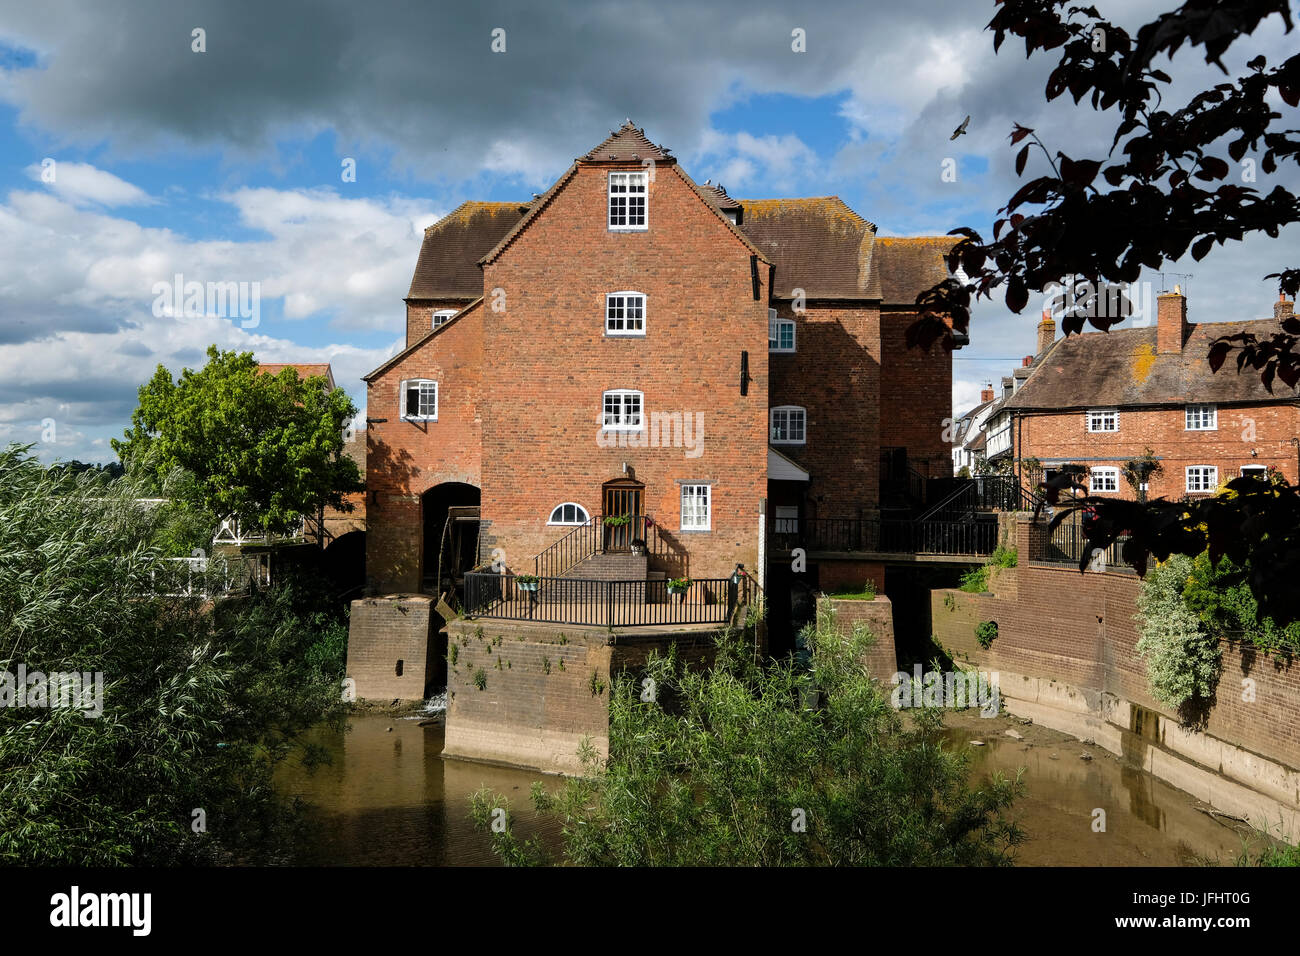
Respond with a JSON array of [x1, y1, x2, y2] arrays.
[[0, 0, 1296, 463]]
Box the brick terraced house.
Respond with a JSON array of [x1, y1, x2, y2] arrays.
[[361, 121, 961, 602], [1000, 288, 1300, 500]]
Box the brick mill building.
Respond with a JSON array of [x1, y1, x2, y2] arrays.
[[360, 121, 961, 600], [999, 289, 1300, 499]]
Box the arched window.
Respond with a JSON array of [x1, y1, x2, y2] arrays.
[[547, 503, 591, 526]]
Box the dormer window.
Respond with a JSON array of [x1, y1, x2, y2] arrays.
[[606, 292, 646, 336], [400, 379, 438, 421], [608, 172, 647, 230], [432, 309, 456, 331]]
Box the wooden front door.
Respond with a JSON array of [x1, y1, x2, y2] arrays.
[[602, 481, 643, 551]]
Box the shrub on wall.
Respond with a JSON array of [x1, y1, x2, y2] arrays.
[[1181, 552, 1300, 656], [975, 620, 998, 649], [1134, 555, 1222, 709]]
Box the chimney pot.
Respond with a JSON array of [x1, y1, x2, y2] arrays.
[[1037, 309, 1056, 354], [1022, 355, 1034, 368]]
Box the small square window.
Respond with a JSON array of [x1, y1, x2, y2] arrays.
[[770, 406, 806, 444], [602, 390, 643, 431], [1186, 466, 1218, 493], [681, 484, 711, 531], [402, 380, 438, 421], [1089, 467, 1119, 493], [432, 309, 457, 331], [606, 292, 646, 335], [769, 311, 796, 352], [1185, 404, 1217, 430], [608, 172, 647, 230], [1086, 409, 1118, 432], [773, 505, 798, 533], [1241, 465, 1267, 480]]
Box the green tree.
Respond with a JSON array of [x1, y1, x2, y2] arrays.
[[1134, 555, 1222, 709], [112, 346, 361, 537], [469, 619, 1024, 866], [0, 445, 346, 865]]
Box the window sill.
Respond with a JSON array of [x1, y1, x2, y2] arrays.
[[607, 226, 648, 233]]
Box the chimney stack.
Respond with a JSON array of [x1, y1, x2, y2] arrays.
[[1022, 355, 1034, 368], [1036, 309, 1056, 355], [980, 383, 994, 403], [1275, 293, 1295, 323], [1157, 286, 1188, 354]]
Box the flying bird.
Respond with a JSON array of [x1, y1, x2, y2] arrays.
[[950, 115, 971, 140]]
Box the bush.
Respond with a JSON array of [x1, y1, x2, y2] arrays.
[[0, 445, 345, 865], [1181, 552, 1300, 656], [975, 620, 998, 649], [469, 620, 1024, 866], [990, 546, 1018, 568], [959, 565, 988, 593], [1134, 555, 1222, 709]]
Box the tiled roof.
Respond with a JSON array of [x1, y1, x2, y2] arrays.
[[407, 202, 530, 299], [1004, 318, 1298, 410], [257, 363, 335, 390], [581, 120, 673, 163], [700, 181, 741, 210], [737, 197, 875, 299], [870, 236, 959, 307]]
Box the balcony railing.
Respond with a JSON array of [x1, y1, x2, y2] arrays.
[[533, 513, 686, 579], [767, 517, 998, 556], [1031, 517, 1135, 571], [464, 572, 750, 627]]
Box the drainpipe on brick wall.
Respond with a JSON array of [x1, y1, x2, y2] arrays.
[[757, 498, 767, 591]]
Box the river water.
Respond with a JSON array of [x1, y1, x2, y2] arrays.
[[275, 711, 1268, 866]]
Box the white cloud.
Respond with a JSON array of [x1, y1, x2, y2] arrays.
[[24, 160, 155, 208]]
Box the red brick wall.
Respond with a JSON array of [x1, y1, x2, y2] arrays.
[[1016, 403, 1300, 499], [405, 298, 471, 348], [879, 310, 954, 479], [770, 302, 881, 515], [346, 595, 436, 700], [367, 303, 485, 592], [478, 163, 770, 580]]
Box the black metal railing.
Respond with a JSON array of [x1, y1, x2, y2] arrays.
[[767, 517, 998, 556], [916, 475, 1030, 522], [1033, 517, 1134, 571], [533, 513, 685, 579], [464, 572, 751, 627]]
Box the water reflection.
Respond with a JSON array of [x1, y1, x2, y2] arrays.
[[275, 715, 562, 866]]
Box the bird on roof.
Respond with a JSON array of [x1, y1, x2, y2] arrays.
[[950, 115, 971, 140]]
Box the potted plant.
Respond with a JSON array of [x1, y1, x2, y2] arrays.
[[666, 576, 691, 597], [515, 574, 540, 593], [603, 513, 631, 527], [630, 537, 647, 556]]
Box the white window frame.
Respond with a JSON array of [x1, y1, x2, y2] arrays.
[[773, 505, 798, 533], [769, 309, 796, 353], [1186, 465, 1218, 493], [680, 483, 711, 532], [547, 503, 591, 526], [1089, 466, 1119, 493], [1240, 465, 1268, 479], [432, 309, 457, 331], [400, 379, 438, 421], [602, 389, 644, 432], [608, 171, 648, 231], [1086, 408, 1119, 432], [770, 406, 807, 445], [605, 292, 646, 336], [1185, 404, 1218, 431]]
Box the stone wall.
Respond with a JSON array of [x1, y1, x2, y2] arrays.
[[443, 618, 723, 774], [817, 595, 897, 683], [345, 595, 436, 701]]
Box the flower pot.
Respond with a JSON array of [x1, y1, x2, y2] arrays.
[[517, 581, 539, 593]]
